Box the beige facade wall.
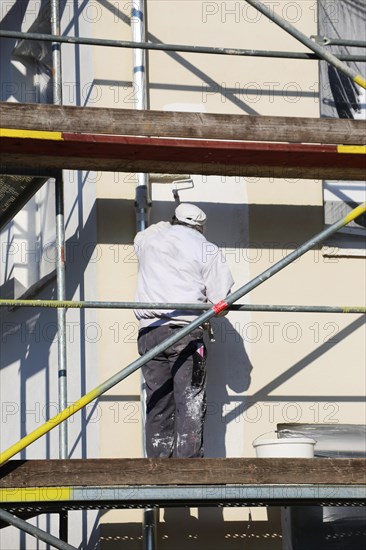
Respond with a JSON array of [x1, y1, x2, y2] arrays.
[[1, 1, 363, 549], [89, 1, 365, 549]]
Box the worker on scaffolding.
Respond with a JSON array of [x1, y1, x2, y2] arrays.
[[134, 203, 234, 458]]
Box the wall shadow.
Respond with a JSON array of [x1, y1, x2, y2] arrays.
[[97, 0, 260, 115], [204, 316, 252, 458], [99, 512, 283, 550], [222, 314, 365, 425], [0, 202, 98, 449], [247, 204, 324, 248], [97, 198, 249, 248]]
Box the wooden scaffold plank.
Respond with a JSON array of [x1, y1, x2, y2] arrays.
[[1, 102, 366, 144], [1, 458, 365, 488], [1, 131, 365, 180]]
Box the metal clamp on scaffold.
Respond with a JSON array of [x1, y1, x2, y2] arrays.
[[213, 299, 229, 316]]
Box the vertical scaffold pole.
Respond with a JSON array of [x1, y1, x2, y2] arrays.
[[51, 0, 68, 460], [55, 172, 67, 460], [131, 0, 156, 547], [51, 0, 68, 542], [132, 0, 151, 233]]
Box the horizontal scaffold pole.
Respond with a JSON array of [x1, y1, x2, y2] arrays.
[[0, 203, 365, 465], [0, 300, 365, 314], [245, 0, 366, 90], [312, 35, 366, 49], [0, 509, 77, 550], [0, 29, 364, 62]]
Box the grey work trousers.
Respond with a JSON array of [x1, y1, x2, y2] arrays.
[[138, 324, 207, 458]]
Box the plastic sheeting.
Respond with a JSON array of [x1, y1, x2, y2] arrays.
[[319, 0, 366, 257], [277, 423, 366, 458], [12, 2, 52, 69], [319, 0, 366, 120]]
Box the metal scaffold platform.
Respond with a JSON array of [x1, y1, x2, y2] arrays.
[[1, 458, 365, 510]]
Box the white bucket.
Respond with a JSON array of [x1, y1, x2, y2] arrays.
[[253, 437, 316, 458]]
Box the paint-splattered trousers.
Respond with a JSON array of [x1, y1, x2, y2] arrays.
[[138, 324, 207, 458]]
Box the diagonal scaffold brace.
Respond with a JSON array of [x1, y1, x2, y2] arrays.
[[0, 202, 365, 465], [244, 0, 366, 90], [0, 509, 77, 550]]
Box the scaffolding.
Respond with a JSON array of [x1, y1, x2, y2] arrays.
[[0, 1, 366, 549]]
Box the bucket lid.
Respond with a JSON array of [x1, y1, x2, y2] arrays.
[[253, 437, 316, 447]]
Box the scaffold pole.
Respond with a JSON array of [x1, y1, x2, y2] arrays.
[[0, 300, 364, 314], [0, 509, 77, 550], [0, 29, 364, 61]]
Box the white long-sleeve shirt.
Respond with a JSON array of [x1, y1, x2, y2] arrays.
[[134, 222, 234, 328]]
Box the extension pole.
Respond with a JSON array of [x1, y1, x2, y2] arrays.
[[0, 203, 365, 466], [244, 0, 366, 89]]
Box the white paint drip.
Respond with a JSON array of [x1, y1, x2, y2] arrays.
[[151, 434, 174, 452], [184, 387, 205, 421]]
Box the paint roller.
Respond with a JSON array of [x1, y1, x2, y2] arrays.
[[149, 173, 194, 203]]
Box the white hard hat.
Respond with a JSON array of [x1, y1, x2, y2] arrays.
[[175, 203, 207, 227]]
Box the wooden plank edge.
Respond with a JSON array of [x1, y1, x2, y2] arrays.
[[1, 153, 365, 180], [1, 458, 365, 487]]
